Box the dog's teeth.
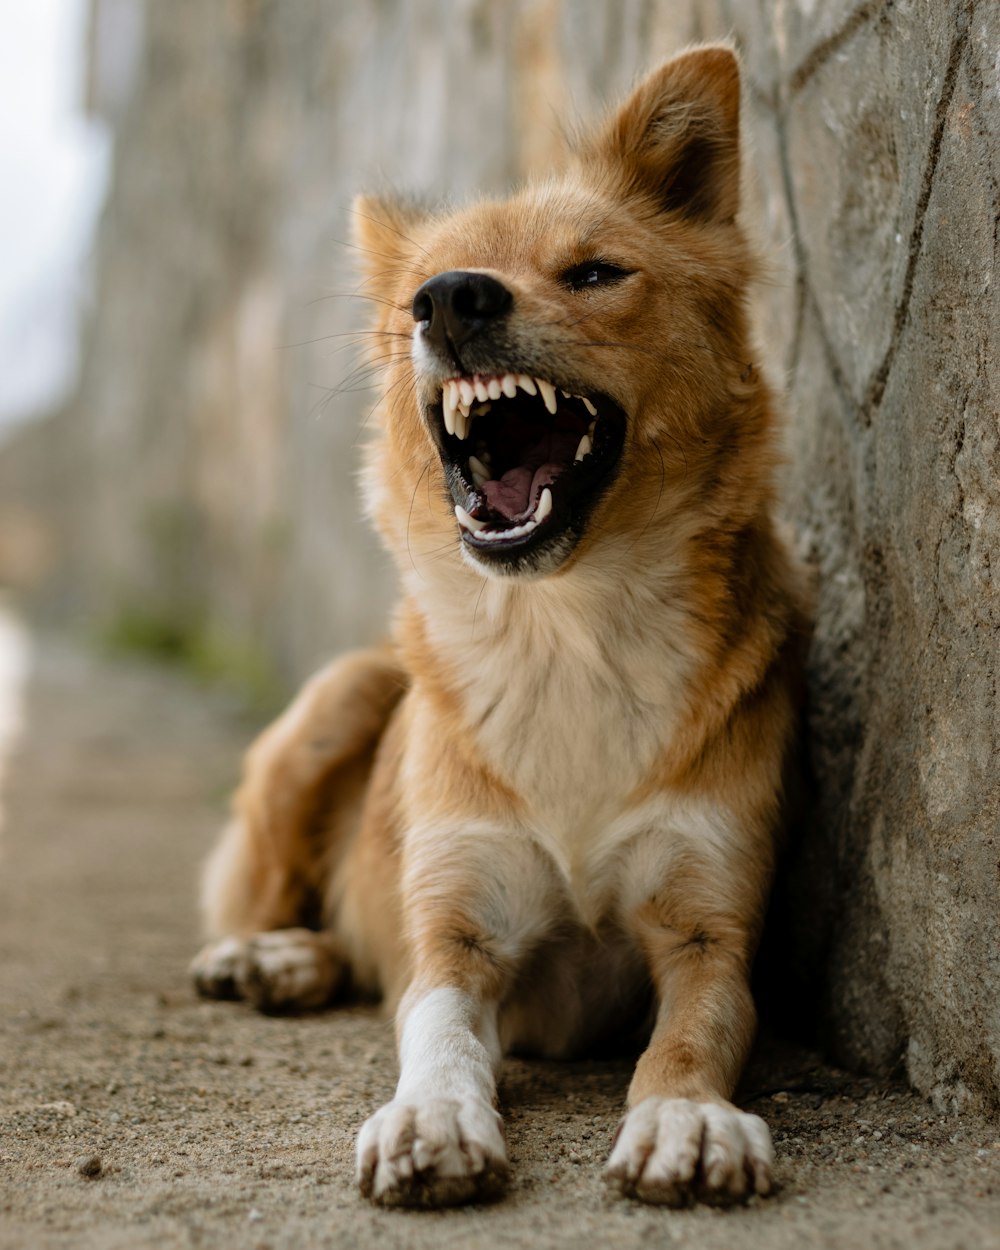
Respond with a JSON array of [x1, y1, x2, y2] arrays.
[[588, 418, 596, 436], [487, 378, 502, 401], [535, 487, 553, 523], [458, 379, 475, 406], [473, 378, 489, 403], [479, 517, 538, 542], [574, 434, 592, 462], [455, 409, 468, 440], [560, 389, 571, 398], [455, 504, 487, 533], [442, 383, 457, 437], [536, 378, 557, 415], [501, 373, 518, 398], [516, 374, 537, 396], [471, 401, 491, 416], [581, 396, 598, 417], [468, 455, 489, 486]]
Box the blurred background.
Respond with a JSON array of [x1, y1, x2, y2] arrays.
[[0, 0, 997, 1115]]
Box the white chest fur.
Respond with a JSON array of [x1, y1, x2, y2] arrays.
[[413, 557, 699, 916]]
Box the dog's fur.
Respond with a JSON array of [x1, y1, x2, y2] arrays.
[[192, 45, 809, 1208]]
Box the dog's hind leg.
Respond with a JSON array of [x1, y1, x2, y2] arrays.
[[191, 644, 407, 1010]]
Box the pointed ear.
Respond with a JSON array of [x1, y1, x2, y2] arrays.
[[580, 45, 742, 223], [350, 194, 428, 298]]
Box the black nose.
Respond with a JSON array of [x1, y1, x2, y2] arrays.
[[412, 270, 513, 354]]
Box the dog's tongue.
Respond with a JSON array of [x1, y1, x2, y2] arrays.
[[480, 427, 578, 521], [483, 464, 561, 521]]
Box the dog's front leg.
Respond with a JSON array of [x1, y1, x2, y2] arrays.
[[356, 829, 552, 1207], [606, 837, 774, 1206], [356, 981, 506, 1207]]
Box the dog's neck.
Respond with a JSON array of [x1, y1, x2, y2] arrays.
[[397, 531, 708, 828]]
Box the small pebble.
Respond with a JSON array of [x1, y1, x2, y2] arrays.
[[76, 1153, 102, 1179], [38, 1101, 77, 1118]]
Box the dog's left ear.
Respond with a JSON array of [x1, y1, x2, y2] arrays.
[[580, 45, 742, 224], [351, 194, 428, 301]]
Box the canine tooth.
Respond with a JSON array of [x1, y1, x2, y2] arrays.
[[458, 379, 475, 406], [535, 487, 553, 523], [454, 409, 468, 440], [442, 383, 456, 437], [468, 455, 489, 484], [588, 419, 596, 436], [487, 378, 502, 401], [537, 378, 557, 414], [455, 504, 487, 533], [501, 373, 518, 398], [581, 396, 598, 417], [574, 434, 592, 462], [473, 377, 489, 403], [516, 374, 537, 396]]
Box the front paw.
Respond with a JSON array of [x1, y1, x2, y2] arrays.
[[604, 1097, 773, 1206], [356, 1096, 507, 1207]]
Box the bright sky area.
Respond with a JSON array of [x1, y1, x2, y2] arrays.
[[0, 0, 109, 438]]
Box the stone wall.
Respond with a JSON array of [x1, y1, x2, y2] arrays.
[[2, 0, 997, 1112]]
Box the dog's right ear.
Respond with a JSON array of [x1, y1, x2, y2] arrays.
[[579, 45, 742, 225], [351, 194, 428, 302]]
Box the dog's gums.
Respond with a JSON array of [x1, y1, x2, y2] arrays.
[[428, 370, 626, 567]]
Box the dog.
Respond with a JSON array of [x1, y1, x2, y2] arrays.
[[191, 43, 809, 1208]]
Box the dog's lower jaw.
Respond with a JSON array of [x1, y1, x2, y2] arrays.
[[355, 987, 508, 1207], [458, 526, 578, 579]]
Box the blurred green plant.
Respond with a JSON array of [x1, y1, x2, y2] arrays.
[[101, 606, 285, 714]]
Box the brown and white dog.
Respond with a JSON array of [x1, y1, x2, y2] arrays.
[[191, 44, 809, 1209]]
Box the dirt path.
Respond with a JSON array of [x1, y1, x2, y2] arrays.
[[1, 630, 999, 1250]]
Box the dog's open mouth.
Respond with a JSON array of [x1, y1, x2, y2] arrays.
[[430, 372, 626, 567]]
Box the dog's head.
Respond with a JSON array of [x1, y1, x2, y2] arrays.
[[354, 46, 763, 582]]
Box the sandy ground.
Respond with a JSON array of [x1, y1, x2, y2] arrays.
[[1, 633, 1000, 1250]]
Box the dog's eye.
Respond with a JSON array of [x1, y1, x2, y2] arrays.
[[561, 261, 633, 292]]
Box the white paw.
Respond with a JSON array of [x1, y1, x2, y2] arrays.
[[604, 1097, 773, 1206], [356, 1096, 507, 1207], [191, 929, 345, 1012], [190, 935, 248, 1000]]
